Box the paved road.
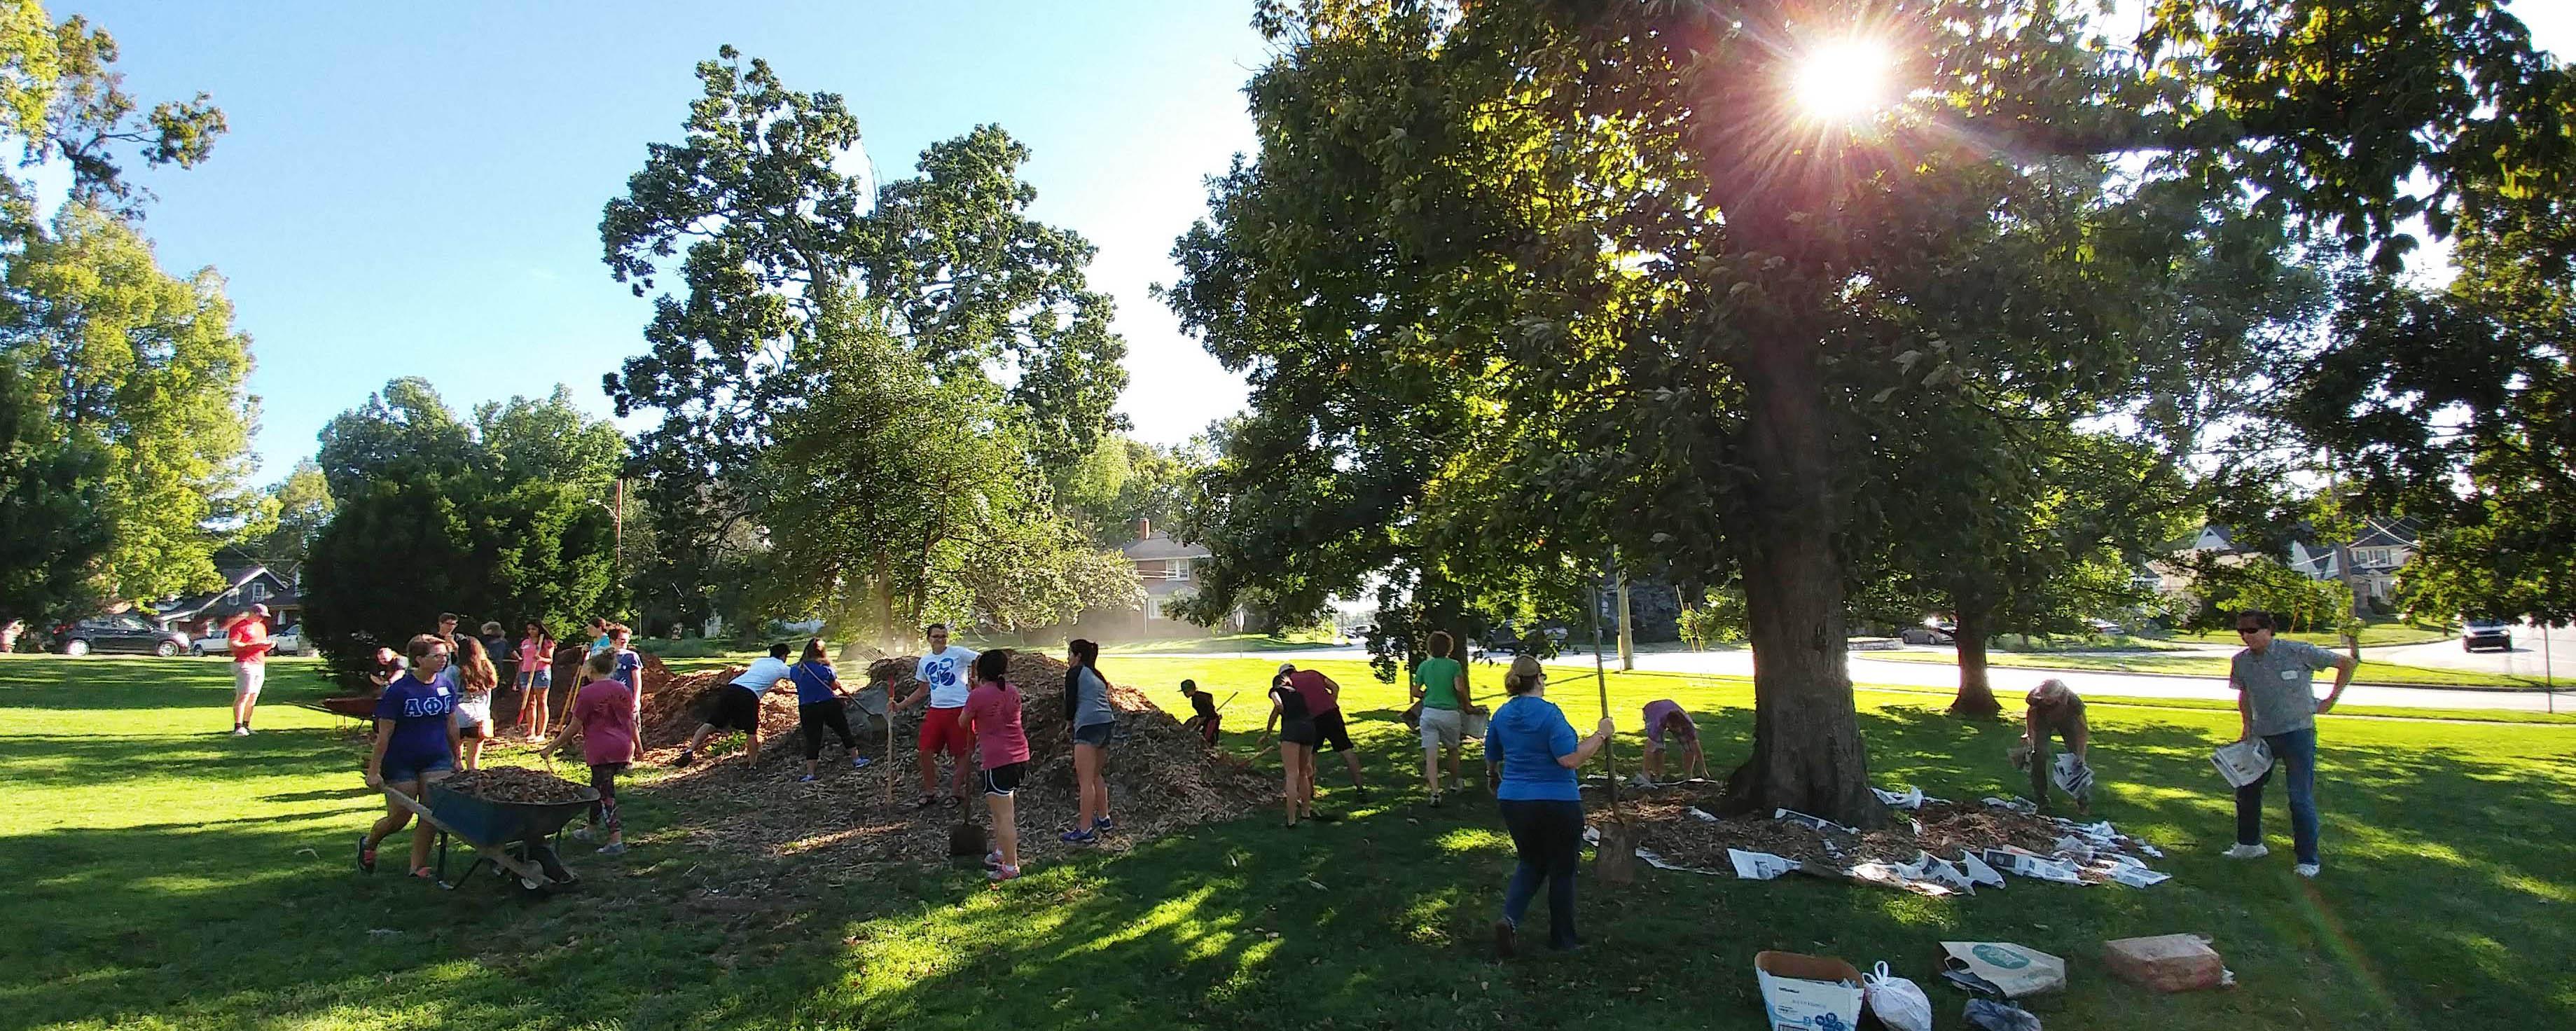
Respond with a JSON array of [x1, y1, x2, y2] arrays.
[[1154, 642, 2572, 713], [2362, 619, 2576, 679]]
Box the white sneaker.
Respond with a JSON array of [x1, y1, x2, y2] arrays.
[[2294, 862, 2320, 878], [232, 726, 250, 737], [2222, 843, 2269, 859]]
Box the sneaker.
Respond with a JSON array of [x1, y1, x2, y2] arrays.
[[1093, 815, 1116, 832], [798, 774, 819, 783], [356, 836, 377, 874], [1060, 829, 1097, 845], [943, 794, 964, 809], [984, 850, 1004, 870], [2294, 862, 2320, 878], [672, 749, 696, 768], [2223, 843, 2269, 859], [1493, 918, 1518, 958], [1429, 794, 1444, 808], [988, 864, 1020, 884], [571, 825, 595, 843], [1352, 786, 1371, 801], [233, 726, 250, 737], [598, 841, 628, 856], [913, 794, 939, 810], [852, 756, 872, 768], [410, 866, 436, 880]]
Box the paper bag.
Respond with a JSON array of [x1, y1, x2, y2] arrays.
[[1941, 941, 2068, 999], [1755, 951, 1865, 1031]]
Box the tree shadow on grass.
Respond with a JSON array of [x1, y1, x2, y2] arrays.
[[0, 656, 339, 712]]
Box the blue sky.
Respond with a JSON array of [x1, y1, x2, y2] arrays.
[[55, 2, 2576, 482], [60, 1, 1272, 478]]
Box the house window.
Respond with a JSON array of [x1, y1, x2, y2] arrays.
[[1172, 558, 1191, 582], [244, 583, 271, 602]]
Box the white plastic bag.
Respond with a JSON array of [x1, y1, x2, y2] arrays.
[[1864, 962, 1934, 1031], [2210, 738, 2273, 788]]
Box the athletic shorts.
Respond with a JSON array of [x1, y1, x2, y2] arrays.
[[1280, 718, 1321, 747], [981, 761, 1027, 797], [917, 705, 972, 756], [1418, 706, 1464, 749], [1072, 721, 1114, 747], [233, 661, 266, 698], [705, 684, 761, 732], [1312, 709, 1354, 753]]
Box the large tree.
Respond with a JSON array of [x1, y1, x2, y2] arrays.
[[601, 48, 1131, 639], [1167, 1, 2572, 823], [303, 380, 619, 679]]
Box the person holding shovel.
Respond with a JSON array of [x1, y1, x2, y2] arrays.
[[963, 648, 1030, 884], [358, 635, 462, 879], [674, 642, 791, 768], [548, 648, 635, 855], [2225, 610, 2355, 878], [896, 623, 981, 808], [2014, 679, 2092, 814], [787, 638, 868, 782], [1485, 654, 1612, 956], [449, 635, 502, 772], [1410, 631, 1476, 807], [1179, 679, 1222, 747]]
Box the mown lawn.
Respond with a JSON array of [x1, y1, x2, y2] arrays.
[[2168, 621, 2454, 649], [1864, 647, 2545, 689], [4, 653, 2570, 1030]]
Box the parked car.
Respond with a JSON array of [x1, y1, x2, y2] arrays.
[[195, 625, 310, 657], [2463, 618, 2514, 652], [55, 614, 192, 656], [2085, 618, 2126, 636], [1899, 621, 1958, 646]]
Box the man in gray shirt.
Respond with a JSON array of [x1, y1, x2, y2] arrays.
[[2225, 610, 2357, 878]]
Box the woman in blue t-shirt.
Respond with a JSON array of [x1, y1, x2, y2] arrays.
[[789, 637, 867, 782], [359, 634, 463, 880], [1482, 654, 1612, 955]]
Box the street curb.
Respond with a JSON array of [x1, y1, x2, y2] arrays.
[[1848, 654, 2547, 693]]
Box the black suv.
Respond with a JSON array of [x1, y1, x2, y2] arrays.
[[56, 614, 193, 656], [2463, 619, 2514, 653]]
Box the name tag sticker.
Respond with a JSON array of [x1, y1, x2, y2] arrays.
[[2279, 670, 2299, 681]]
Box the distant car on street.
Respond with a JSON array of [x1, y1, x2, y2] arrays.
[[191, 626, 310, 658], [2463, 619, 2514, 652], [1900, 621, 1958, 646], [2085, 618, 2126, 636], [55, 614, 191, 657]]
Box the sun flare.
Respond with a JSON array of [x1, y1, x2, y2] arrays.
[[1793, 40, 1895, 120]]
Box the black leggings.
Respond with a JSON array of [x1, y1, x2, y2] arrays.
[[801, 701, 859, 759], [1499, 798, 1585, 948], [588, 763, 623, 835]]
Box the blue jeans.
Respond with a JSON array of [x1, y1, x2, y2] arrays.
[[2234, 728, 2320, 864], [1498, 798, 1584, 948]]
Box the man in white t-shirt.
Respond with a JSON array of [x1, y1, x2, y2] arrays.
[[674, 642, 793, 767], [894, 623, 981, 808]]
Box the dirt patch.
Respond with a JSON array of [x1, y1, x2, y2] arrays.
[[1591, 783, 2156, 880], [631, 651, 1275, 873]]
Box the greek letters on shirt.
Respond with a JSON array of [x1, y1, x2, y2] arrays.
[[405, 689, 453, 719]]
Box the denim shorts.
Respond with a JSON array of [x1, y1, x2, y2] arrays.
[[1072, 721, 1114, 747], [382, 755, 456, 786]]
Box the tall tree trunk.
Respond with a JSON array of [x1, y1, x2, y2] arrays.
[[1714, 321, 1882, 829], [1948, 598, 2002, 719]]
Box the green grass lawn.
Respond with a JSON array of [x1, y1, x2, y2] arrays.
[[1098, 630, 1345, 655], [6, 653, 2572, 1029], [1865, 648, 2544, 689], [2168, 621, 2454, 649]]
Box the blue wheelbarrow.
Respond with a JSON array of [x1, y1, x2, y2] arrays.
[[383, 782, 597, 894]]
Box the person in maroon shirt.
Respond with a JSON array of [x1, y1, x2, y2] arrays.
[[1277, 663, 1369, 801]]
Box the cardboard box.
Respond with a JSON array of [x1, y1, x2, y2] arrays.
[[1754, 950, 1864, 1031], [2103, 934, 2231, 992]]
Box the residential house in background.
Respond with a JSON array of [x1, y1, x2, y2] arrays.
[[1084, 520, 1242, 638], [158, 562, 302, 638], [2154, 519, 2418, 610]]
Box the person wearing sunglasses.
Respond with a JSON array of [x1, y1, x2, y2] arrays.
[[2224, 610, 2355, 878]]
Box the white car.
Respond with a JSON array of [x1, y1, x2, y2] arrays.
[[192, 627, 310, 657]]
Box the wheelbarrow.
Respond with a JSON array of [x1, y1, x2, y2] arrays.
[[382, 782, 597, 895]]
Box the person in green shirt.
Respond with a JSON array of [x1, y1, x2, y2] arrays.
[[1410, 630, 1477, 807]]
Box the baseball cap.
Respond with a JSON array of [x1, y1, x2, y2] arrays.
[[249, 604, 270, 617], [1276, 663, 1296, 676]]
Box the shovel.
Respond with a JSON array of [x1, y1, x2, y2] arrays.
[[1590, 583, 1638, 885]]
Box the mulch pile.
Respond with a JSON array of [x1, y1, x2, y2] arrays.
[[1592, 782, 2154, 878], [634, 650, 1275, 873], [443, 765, 595, 805]]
